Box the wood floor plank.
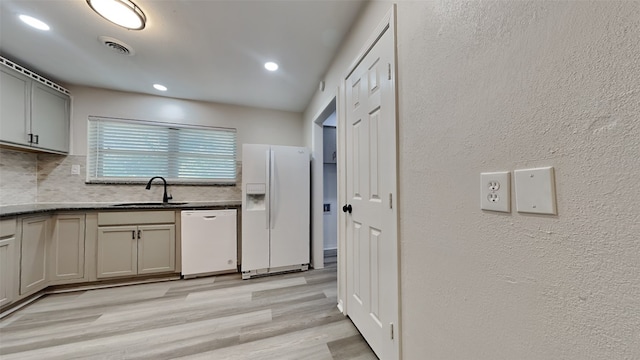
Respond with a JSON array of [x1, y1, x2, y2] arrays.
[[174, 320, 360, 360], [0, 258, 378, 359], [1, 309, 272, 358], [328, 335, 379, 360]]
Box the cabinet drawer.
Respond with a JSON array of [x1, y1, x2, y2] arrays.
[[98, 211, 175, 226]]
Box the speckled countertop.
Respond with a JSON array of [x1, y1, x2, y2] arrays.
[[0, 201, 241, 218]]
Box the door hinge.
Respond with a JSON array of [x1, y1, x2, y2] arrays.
[[390, 322, 394, 340], [388, 63, 392, 80], [389, 193, 393, 209]]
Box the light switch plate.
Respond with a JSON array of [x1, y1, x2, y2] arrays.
[[514, 166, 557, 215], [480, 171, 510, 212]]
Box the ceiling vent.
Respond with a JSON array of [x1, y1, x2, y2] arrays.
[[98, 36, 134, 56]]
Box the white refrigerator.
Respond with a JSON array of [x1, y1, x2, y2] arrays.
[[241, 144, 310, 279]]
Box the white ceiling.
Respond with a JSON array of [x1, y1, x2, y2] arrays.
[[0, 0, 366, 112]]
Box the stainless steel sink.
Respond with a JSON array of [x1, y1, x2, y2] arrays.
[[111, 202, 188, 207]]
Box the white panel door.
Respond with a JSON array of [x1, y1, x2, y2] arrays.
[[345, 25, 399, 359], [269, 145, 310, 268]]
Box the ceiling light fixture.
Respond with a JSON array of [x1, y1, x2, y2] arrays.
[[153, 84, 167, 91], [264, 62, 279, 72], [19, 15, 50, 31], [86, 0, 146, 30]]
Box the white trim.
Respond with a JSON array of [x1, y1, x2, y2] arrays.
[[344, 9, 394, 80], [310, 96, 338, 270]]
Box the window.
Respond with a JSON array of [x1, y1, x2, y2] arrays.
[[87, 117, 236, 184]]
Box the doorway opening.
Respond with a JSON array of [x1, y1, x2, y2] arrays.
[[322, 110, 337, 262], [311, 97, 337, 269]]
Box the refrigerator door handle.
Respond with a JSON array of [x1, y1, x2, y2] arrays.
[[270, 149, 276, 229], [266, 149, 271, 229]]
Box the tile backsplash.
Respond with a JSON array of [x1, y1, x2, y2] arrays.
[[0, 149, 37, 205], [0, 149, 241, 205]]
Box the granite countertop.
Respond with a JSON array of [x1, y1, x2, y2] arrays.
[[0, 201, 242, 218]]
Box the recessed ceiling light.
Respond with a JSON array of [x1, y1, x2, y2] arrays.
[[19, 15, 50, 31], [86, 0, 146, 30], [153, 84, 167, 91], [264, 62, 279, 72]]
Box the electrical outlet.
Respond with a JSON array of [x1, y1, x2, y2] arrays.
[[488, 181, 500, 191], [480, 171, 510, 212]]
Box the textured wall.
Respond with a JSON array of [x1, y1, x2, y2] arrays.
[[397, 1, 639, 359], [68, 86, 305, 157]]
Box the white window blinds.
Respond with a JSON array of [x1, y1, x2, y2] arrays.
[[88, 117, 236, 184]]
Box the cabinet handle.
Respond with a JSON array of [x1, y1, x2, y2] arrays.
[[34, 135, 39, 144], [132, 230, 135, 239], [28, 133, 33, 143], [137, 230, 141, 239]]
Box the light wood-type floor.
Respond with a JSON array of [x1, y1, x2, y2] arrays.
[[0, 255, 377, 359]]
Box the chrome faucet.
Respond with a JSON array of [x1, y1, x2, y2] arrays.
[[145, 176, 172, 203]]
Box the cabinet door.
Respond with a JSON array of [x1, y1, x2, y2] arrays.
[[138, 224, 175, 275], [97, 225, 137, 278], [30, 82, 70, 153], [0, 68, 30, 146], [20, 216, 50, 295], [49, 214, 86, 283], [0, 237, 16, 307]]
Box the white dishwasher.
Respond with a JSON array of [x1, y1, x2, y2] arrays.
[[181, 209, 237, 277]]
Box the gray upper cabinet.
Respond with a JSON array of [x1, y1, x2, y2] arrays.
[[0, 68, 29, 146], [31, 82, 70, 153], [0, 61, 70, 154]]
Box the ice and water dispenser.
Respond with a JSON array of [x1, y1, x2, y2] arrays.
[[245, 183, 266, 210]]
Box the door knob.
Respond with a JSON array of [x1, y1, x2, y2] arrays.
[[342, 204, 352, 213]]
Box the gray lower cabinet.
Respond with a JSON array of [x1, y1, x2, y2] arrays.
[[49, 214, 86, 284], [97, 221, 176, 279], [138, 225, 176, 275], [0, 218, 18, 307], [97, 225, 137, 278], [20, 216, 50, 296], [1, 210, 180, 310]]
